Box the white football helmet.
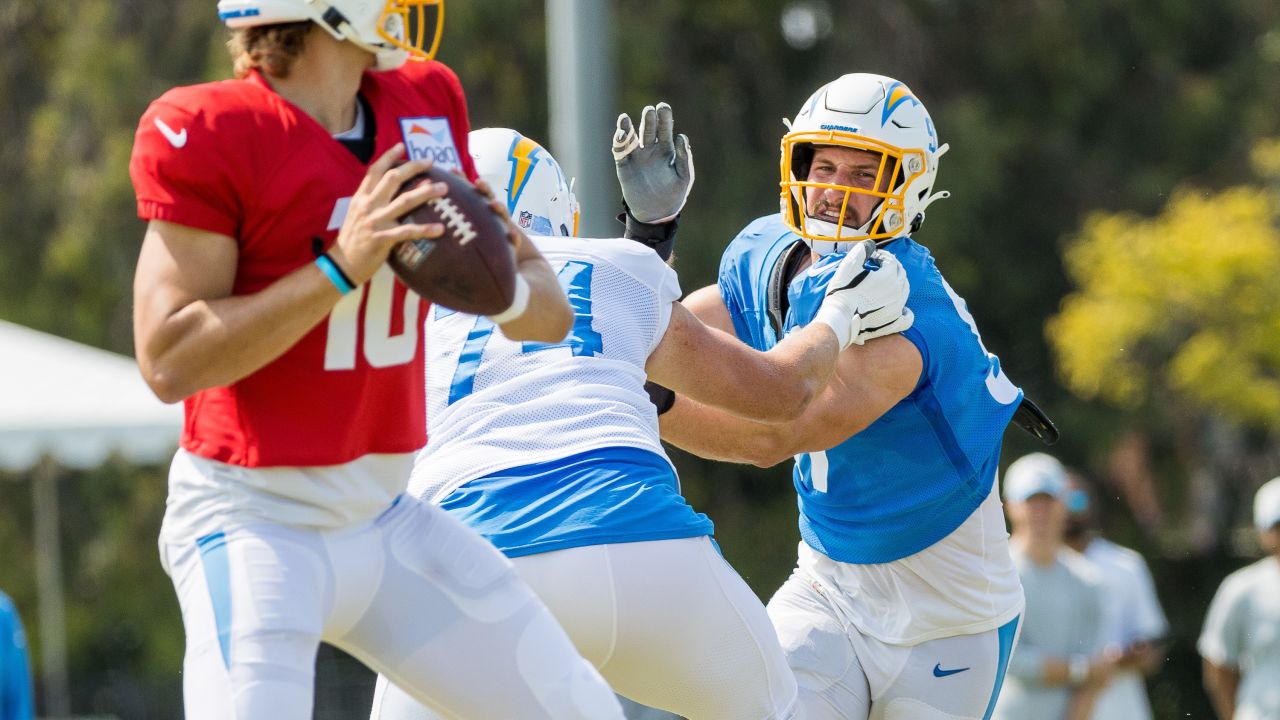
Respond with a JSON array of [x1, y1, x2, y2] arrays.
[[217, 0, 444, 71], [469, 128, 580, 238], [780, 73, 950, 255]]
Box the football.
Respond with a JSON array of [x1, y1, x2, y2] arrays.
[[388, 166, 516, 316]]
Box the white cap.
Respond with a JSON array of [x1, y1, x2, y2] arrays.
[[1003, 452, 1069, 504], [1254, 476, 1280, 531]]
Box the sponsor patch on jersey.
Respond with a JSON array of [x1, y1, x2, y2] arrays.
[[400, 116, 463, 173]]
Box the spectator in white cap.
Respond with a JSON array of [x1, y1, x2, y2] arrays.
[[993, 453, 1114, 720], [1198, 476, 1280, 720], [1063, 471, 1169, 720]]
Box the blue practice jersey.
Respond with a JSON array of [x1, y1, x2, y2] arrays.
[[719, 214, 1023, 563], [0, 592, 33, 720]]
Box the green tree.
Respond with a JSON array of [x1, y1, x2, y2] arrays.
[[1048, 148, 1280, 429]]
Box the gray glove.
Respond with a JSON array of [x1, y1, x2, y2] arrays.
[[613, 102, 694, 224]]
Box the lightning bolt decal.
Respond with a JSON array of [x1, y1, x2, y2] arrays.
[[506, 136, 543, 215]]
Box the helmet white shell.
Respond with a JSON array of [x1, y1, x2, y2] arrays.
[[469, 128, 580, 238], [217, 0, 444, 71], [780, 73, 950, 254]]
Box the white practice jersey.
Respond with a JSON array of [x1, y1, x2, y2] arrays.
[[411, 236, 681, 502]]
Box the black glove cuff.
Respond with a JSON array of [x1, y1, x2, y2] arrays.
[[617, 202, 679, 262], [644, 380, 676, 415]]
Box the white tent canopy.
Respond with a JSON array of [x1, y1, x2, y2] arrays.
[[1, 319, 182, 716], [0, 319, 181, 471]]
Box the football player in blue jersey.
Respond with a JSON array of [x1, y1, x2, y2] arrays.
[[658, 73, 1031, 720], [369, 119, 915, 720]]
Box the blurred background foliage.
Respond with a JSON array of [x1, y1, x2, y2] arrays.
[[2, 0, 1279, 717]]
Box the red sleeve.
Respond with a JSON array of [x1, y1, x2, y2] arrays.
[[129, 95, 243, 237]]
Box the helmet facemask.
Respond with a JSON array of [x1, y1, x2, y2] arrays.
[[778, 73, 950, 256], [782, 131, 925, 251]]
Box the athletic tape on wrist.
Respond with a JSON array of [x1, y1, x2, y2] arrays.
[[487, 275, 531, 325], [814, 304, 854, 349]]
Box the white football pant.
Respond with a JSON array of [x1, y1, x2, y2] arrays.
[[371, 536, 799, 720], [769, 571, 1022, 720], [163, 496, 622, 720]]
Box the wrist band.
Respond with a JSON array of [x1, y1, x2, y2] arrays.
[[644, 381, 676, 415], [813, 304, 854, 350], [617, 203, 680, 262], [487, 275, 531, 324], [315, 253, 356, 295]]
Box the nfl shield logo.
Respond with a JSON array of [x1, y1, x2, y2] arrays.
[[399, 117, 463, 173]]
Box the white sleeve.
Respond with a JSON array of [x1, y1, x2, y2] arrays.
[[588, 238, 682, 355], [1197, 572, 1247, 667], [648, 264, 681, 356]]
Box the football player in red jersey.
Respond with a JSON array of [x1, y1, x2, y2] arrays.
[[128, 2, 623, 718]]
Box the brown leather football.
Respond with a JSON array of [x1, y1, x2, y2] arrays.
[[388, 166, 516, 315]]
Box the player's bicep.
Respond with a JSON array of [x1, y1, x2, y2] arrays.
[[681, 284, 734, 333], [645, 300, 722, 391], [646, 301, 781, 418], [133, 220, 238, 364], [787, 334, 922, 452]]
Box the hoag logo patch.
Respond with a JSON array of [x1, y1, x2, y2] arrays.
[[399, 117, 462, 173]]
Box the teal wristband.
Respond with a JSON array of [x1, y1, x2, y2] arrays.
[[315, 253, 355, 295]]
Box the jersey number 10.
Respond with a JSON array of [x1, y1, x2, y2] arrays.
[[322, 198, 420, 370]]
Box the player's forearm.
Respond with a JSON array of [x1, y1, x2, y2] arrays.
[[659, 396, 795, 466], [135, 262, 346, 403], [684, 323, 838, 422], [647, 302, 830, 423], [763, 322, 843, 411], [494, 242, 572, 343], [714, 323, 840, 421]]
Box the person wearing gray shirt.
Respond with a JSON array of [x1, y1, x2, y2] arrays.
[[993, 453, 1114, 720], [1064, 472, 1169, 720], [1199, 476, 1280, 720]]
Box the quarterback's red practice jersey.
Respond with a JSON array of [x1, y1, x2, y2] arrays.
[[130, 61, 478, 467]]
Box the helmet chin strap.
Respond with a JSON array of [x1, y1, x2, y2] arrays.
[[317, 2, 408, 71], [799, 195, 890, 256], [801, 217, 869, 256], [801, 186, 953, 255]]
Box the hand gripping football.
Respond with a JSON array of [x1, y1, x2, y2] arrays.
[[388, 166, 516, 315]]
